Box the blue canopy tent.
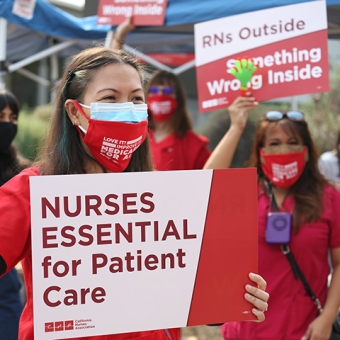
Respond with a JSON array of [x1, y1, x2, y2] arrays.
[[1, 0, 340, 39], [0, 0, 340, 101]]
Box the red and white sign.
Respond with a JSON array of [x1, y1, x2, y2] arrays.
[[146, 53, 195, 66], [30, 169, 258, 339], [194, 1, 329, 113], [12, 0, 36, 19], [97, 0, 168, 26]]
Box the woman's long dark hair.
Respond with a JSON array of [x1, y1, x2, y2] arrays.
[[36, 47, 153, 175], [146, 70, 192, 138], [248, 117, 328, 232]]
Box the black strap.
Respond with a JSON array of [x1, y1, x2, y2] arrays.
[[266, 181, 323, 313], [281, 245, 323, 313]]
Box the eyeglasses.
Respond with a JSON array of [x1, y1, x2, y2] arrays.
[[265, 111, 304, 121], [148, 86, 174, 95]]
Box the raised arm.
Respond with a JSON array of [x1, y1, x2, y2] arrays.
[[203, 96, 258, 169], [110, 16, 136, 50]]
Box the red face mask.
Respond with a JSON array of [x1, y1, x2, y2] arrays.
[[73, 101, 148, 172], [147, 94, 178, 122], [260, 146, 308, 188]]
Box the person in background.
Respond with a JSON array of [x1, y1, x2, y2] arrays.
[[111, 17, 211, 171], [0, 89, 28, 340], [204, 96, 340, 340], [318, 131, 340, 189], [0, 47, 269, 340]]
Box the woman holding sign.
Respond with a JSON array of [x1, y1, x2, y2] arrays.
[[0, 47, 268, 340], [204, 96, 340, 340]]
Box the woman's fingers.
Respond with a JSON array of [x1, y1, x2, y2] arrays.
[[249, 272, 267, 291], [245, 284, 269, 310], [251, 307, 266, 322], [246, 273, 270, 321], [229, 97, 258, 117]]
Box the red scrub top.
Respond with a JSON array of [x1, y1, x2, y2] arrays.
[[149, 130, 211, 171], [222, 184, 340, 340], [0, 167, 180, 340]]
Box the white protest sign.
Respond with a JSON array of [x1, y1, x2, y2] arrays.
[[12, 0, 37, 20], [30, 169, 258, 339], [194, 1, 329, 112]]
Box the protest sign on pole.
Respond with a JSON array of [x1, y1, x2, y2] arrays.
[[30, 168, 258, 339], [97, 0, 168, 26], [194, 0, 329, 113]]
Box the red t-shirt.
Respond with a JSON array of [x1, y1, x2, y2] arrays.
[[222, 184, 340, 340], [0, 167, 180, 340], [149, 130, 211, 171]]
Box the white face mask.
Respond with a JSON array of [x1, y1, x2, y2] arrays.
[[79, 102, 148, 123]]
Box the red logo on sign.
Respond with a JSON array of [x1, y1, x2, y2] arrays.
[[45, 322, 54, 332], [65, 320, 74, 331], [45, 320, 74, 333], [55, 321, 64, 331]]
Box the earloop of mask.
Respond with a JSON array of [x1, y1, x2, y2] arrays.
[[71, 100, 89, 134]]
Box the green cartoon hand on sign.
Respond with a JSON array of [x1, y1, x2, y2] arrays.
[[230, 58, 257, 97]]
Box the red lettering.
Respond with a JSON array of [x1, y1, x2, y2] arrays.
[[123, 193, 138, 214], [64, 196, 81, 217], [140, 192, 154, 213], [60, 226, 76, 247], [161, 253, 175, 268], [115, 222, 133, 243], [203, 35, 211, 47], [145, 254, 158, 270], [183, 219, 196, 239], [78, 225, 93, 246], [162, 220, 180, 240], [97, 224, 112, 245], [92, 253, 108, 274], [41, 197, 60, 218], [135, 221, 151, 242], [104, 194, 119, 215], [44, 285, 61, 307], [43, 287, 106, 307], [42, 227, 58, 248], [92, 287, 106, 303], [85, 195, 102, 216]]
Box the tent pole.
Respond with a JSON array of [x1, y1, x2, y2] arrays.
[[7, 40, 77, 73], [123, 44, 174, 73], [173, 60, 196, 75], [15, 67, 50, 87], [0, 18, 7, 90], [104, 30, 114, 48], [50, 52, 59, 103]]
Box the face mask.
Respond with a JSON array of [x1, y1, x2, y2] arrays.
[[260, 146, 308, 188], [0, 122, 18, 152], [79, 102, 148, 123], [72, 101, 148, 172], [147, 94, 178, 122]]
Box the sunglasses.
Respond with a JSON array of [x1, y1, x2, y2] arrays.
[[265, 111, 304, 121], [148, 86, 174, 95]]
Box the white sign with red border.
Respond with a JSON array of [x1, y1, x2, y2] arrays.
[[194, 0, 329, 113], [30, 169, 258, 339], [12, 0, 37, 19], [97, 0, 168, 26]]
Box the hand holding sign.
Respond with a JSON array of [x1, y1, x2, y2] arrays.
[[230, 58, 257, 97]]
